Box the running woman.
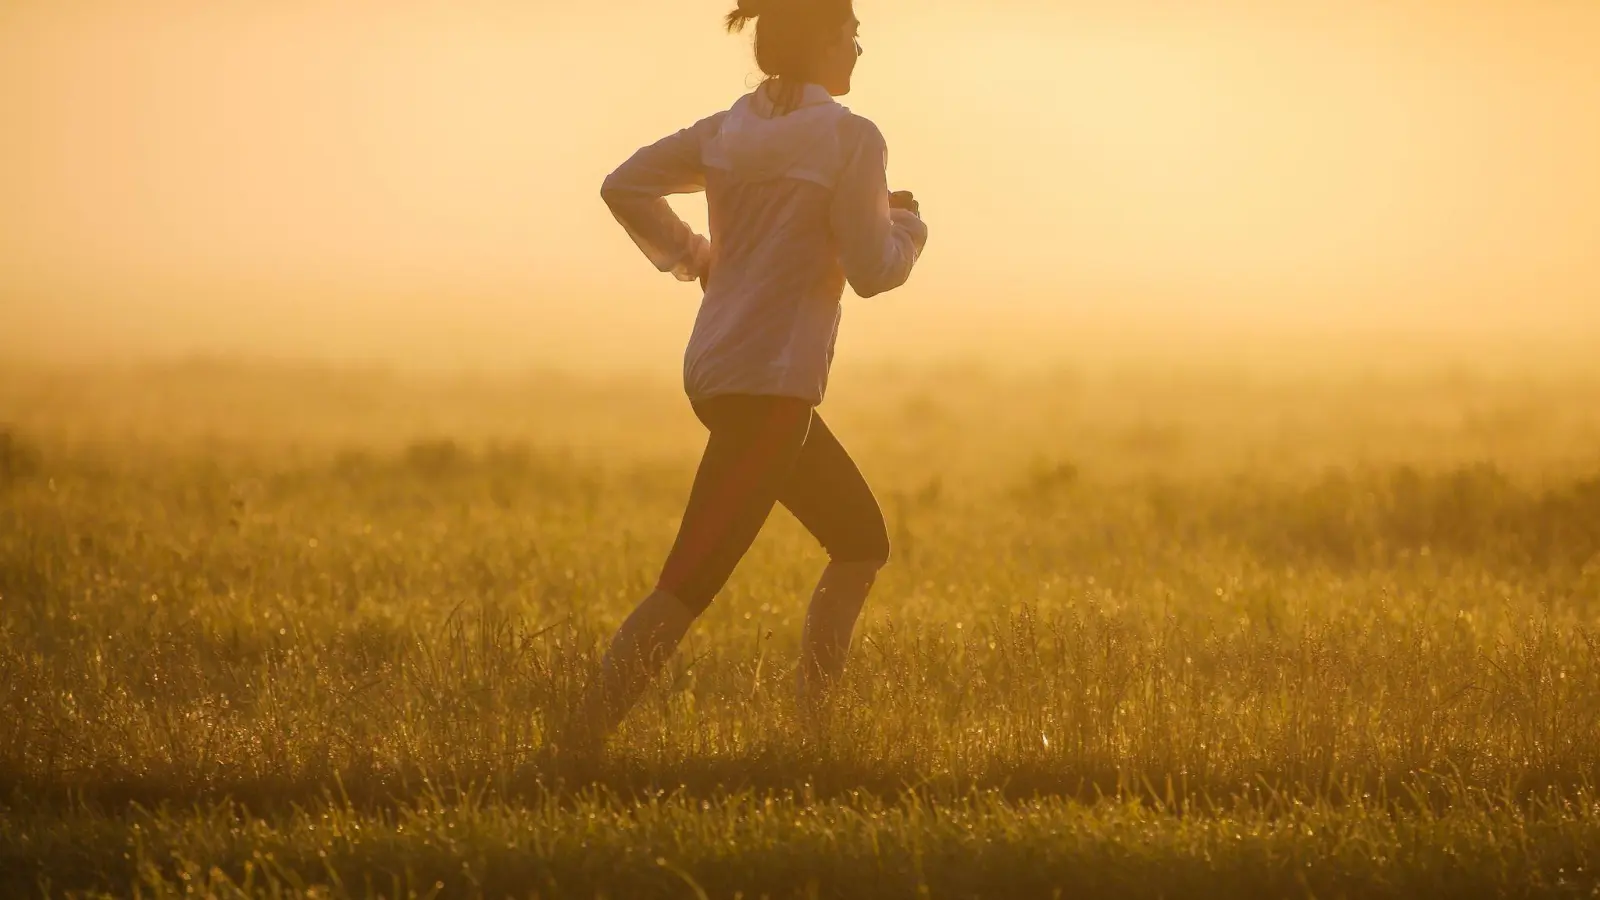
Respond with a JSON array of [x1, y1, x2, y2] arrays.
[[582, 0, 928, 744]]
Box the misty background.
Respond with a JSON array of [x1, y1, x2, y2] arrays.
[[2, 0, 1597, 372]]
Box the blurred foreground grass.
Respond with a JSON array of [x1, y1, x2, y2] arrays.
[[3, 361, 1600, 898]]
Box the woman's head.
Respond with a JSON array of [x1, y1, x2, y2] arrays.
[[726, 0, 861, 99]]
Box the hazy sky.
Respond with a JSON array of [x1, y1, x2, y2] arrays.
[[2, 0, 1597, 365]]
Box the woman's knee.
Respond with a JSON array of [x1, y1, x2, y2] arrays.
[[830, 518, 891, 569]]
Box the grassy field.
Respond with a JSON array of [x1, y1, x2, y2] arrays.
[[4, 360, 1600, 898]]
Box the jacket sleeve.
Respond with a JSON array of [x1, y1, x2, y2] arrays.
[[600, 113, 724, 282], [829, 118, 928, 298]]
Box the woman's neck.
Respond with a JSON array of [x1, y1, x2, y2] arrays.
[[764, 76, 812, 116]]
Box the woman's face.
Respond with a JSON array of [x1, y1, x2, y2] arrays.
[[815, 16, 863, 96]]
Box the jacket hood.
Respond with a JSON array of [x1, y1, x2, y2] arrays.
[[708, 83, 848, 182]]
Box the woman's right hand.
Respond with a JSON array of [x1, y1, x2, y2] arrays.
[[690, 239, 712, 292], [889, 190, 920, 216]]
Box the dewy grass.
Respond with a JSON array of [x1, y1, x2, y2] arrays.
[[3, 364, 1600, 897], [7, 789, 1600, 899]]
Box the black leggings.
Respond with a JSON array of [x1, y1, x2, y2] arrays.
[[656, 394, 891, 614]]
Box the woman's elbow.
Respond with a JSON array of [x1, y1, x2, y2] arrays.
[[600, 183, 646, 223], [599, 168, 634, 208], [843, 232, 923, 298], [846, 253, 917, 298], [848, 270, 908, 299]]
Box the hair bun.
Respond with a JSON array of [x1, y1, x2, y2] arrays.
[[724, 0, 766, 32]]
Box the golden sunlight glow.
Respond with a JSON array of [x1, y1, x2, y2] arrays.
[[2, 0, 1597, 366]]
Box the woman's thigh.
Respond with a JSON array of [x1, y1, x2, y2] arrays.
[[656, 395, 813, 613], [778, 414, 891, 564]]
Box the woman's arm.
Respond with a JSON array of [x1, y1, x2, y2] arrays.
[[830, 118, 928, 299], [600, 113, 725, 283]]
